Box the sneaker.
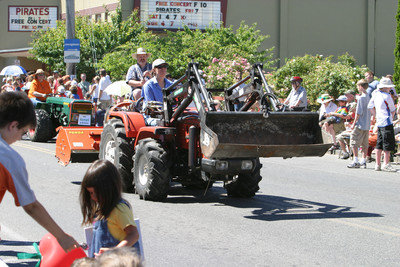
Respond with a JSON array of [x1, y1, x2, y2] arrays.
[[340, 152, 350, 159], [375, 165, 381, 171], [360, 162, 367, 169], [328, 144, 340, 151], [382, 164, 397, 172], [347, 162, 360, 168]]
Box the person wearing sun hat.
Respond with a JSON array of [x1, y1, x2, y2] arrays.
[[317, 93, 337, 122], [321, 95, 349, 151], [126, 47, 153, 100], [368, 77, 397, 172], [27, 69, 52, 106], [141, 59, 173, 125]]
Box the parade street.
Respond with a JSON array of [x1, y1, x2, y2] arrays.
[[1, 139, 400, 266]]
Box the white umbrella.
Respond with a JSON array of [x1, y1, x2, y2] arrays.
[[0, 65, 27, 76], [104, 81, 132, 97]]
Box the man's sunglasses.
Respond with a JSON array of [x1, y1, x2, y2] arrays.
[[155, 65, 168, 69]]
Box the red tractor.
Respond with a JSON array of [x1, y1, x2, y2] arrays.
[[97, 61, 330, 201]]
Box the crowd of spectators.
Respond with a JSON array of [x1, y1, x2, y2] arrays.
[[0, 69, 90, 101], [317, 72, 399, 172]]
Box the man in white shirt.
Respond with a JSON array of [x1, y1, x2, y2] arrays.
[[283, 76, 308, 111], [98, 69, 112, 109], [368, 77, 396, 172]]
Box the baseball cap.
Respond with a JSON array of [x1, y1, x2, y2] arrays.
[[152, 59, 168, 69], [336, 95, 348, 102]]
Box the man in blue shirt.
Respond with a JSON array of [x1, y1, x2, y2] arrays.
[[365, 71, 379, 97], [142, 59, 173, 125]]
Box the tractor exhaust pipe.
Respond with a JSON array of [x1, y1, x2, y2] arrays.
[[188, 126, 197, 172]]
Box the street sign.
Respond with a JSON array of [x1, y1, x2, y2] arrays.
[[64, 39, 80, 63]]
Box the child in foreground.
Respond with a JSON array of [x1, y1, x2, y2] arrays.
[[0, 91, 78, 252], [80, 159, 140, 257]]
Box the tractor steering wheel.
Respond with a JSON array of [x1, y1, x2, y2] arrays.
[[134, 97, 144, 112]]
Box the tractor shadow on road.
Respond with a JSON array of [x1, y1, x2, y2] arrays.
[[165, 182, 228, 203], [165, 185, 382, 221], [219, 194, 383, 221]]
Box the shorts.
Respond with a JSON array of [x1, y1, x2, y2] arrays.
[[350, 127, 369, 148], [376, 125, 395, 151], [337, 131, 351, 142], [333, 122, 345, 134]]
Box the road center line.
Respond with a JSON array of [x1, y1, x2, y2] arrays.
[[13, 142, 54, 155], [335, 218, 400, 237]]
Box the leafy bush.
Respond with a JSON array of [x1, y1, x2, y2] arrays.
[[100, 21, 275, 81], [30, 6, 275, 82], [204, 55, 251, 89], [30, 9, 151, 79], [394, 2, 400, 88], [267, 53, 368, 110]]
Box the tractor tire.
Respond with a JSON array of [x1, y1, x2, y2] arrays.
[[225, 159, 262, 198], [99, 119, 134, 192], [28, 109, 53, 142], [133, 138, 172, 201]]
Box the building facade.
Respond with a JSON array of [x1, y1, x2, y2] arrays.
[[0, 0, 397, 77]]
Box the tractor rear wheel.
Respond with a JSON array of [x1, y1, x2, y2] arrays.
[[28, 109, 53, 142], [133, 138, 172, 201], [225, 159, 262, 198], [99, 119, 134, 192]]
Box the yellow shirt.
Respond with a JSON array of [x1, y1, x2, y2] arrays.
[[107, 202, 137, 241]]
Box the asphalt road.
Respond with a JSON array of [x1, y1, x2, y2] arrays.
[[1, 139, 400, 266]]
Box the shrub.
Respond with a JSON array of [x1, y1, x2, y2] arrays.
[[204, 55, 251, 90], [30, 9, 149, 80], [394, 2, 400, 89], [99, 21, 275, 81], [267, 53, 368, 111]]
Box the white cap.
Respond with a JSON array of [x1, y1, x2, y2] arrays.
[[152, 59, 168, 69], [336, 95, 347, 102]]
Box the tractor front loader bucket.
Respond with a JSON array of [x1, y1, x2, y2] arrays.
[[200, 111, 331, 159], [55, 126, 103, 166]]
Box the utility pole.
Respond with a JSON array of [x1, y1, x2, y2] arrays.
[[66, 0, 75, 76]]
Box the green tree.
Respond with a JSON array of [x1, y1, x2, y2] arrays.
[[30, 9, 148, 79], [100, 21, 275, 80], [267, 53, 368, 111], [30, 7, 275, 83], [393, 0, 400, 89]]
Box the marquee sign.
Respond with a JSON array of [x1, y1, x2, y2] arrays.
[[139, 0, 223, 30], [8, 6, 58, 32]]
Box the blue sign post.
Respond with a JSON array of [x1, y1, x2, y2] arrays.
[[64, 39, 80, 63]]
